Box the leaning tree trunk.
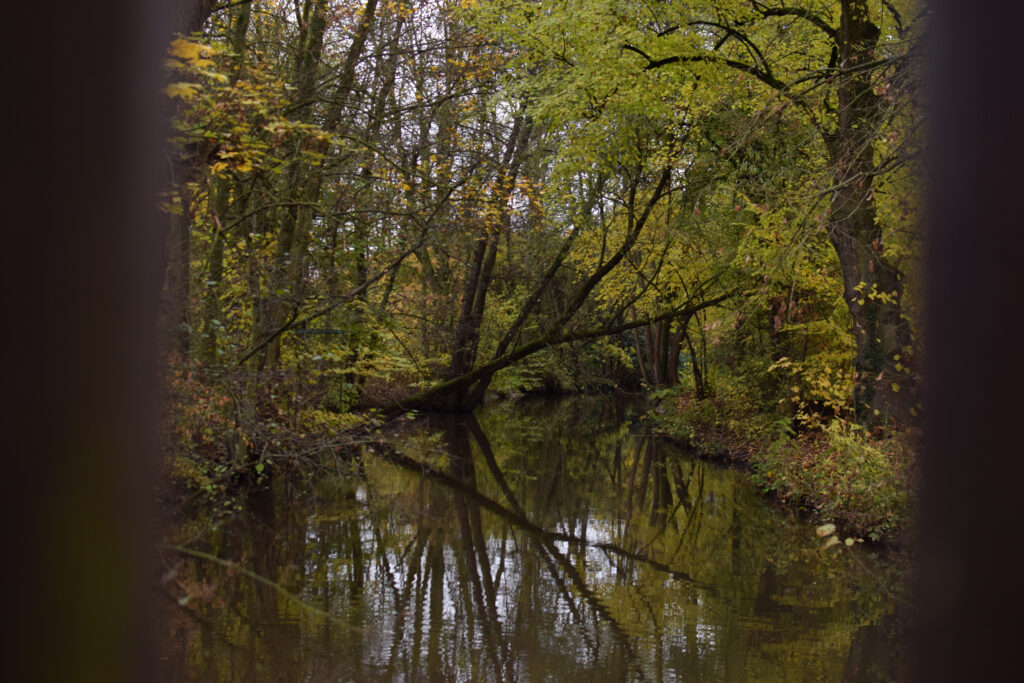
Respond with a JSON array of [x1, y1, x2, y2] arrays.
[[826, 0, 914, 424]]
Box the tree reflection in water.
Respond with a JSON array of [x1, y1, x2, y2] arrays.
[[160, 396, 905, 682]]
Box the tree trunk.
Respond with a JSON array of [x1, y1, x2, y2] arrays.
[[633, 311, 687, 389], [252, 0, 380, 370], [197, 3, 252, 363], [632, 312, 653, 385], [197, 187, 227, 362], [443, 117, 528, 409], [649, 320, 663, 386], [161, 2, 247, 361], [665, 317, 687, 387], [684, 328, 707, 400], [252, 0, 328, 369], [171, 0, 219, 35], [826, 0, 913, 423], [163, 200, 191, 359]]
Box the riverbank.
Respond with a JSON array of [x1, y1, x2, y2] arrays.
[[650, 393, 918, 545], [163, 358, 916, 549]]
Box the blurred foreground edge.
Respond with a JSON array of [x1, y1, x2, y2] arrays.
[[2, 1, 203, 681], [2, 0, 1023, 680], [918, 0, 1024, 681]]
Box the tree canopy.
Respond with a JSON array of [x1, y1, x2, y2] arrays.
[[160, 0, 922, 433]]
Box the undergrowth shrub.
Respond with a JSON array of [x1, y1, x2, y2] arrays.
[[162, 362, 367, 499], [751, 420, 914, 540], [654, 382, 916, 541]]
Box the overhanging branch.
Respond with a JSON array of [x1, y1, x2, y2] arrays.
[[383, 290, 737, 415]]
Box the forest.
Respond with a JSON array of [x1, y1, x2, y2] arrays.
[[146, 0, 933, 679], [162, 0, 921, 539]]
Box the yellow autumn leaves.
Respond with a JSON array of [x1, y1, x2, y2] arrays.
[[167, 37, 217, 68], [165, 38, 222, 101]]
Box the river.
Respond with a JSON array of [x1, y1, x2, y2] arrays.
[[159, 396, 905, 681]]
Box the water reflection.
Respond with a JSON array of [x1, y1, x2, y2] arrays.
[[160, 397, 903, 681]]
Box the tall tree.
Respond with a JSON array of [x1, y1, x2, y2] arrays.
[[630, 0, 920, 422], [474, 0, 921, 423]]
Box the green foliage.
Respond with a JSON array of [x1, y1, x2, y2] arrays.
[[653, 382, 787, 453], [162, 360, 369, 500], [652, 380, 915, 542], [751, 420, 915, 540], [488, 336, 634, 395]]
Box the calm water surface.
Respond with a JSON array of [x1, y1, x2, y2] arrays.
[[160, 396, 904, 681]]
